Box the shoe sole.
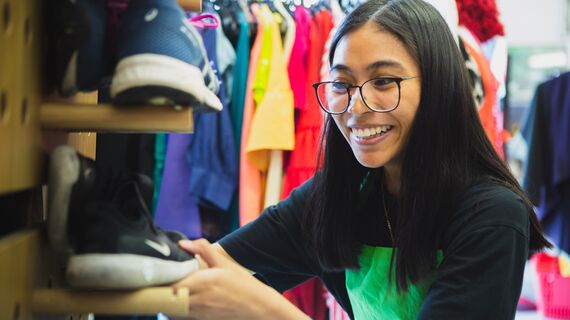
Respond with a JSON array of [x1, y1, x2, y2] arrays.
[[66, 253, 199, 289], [60, 51, 79, 97], [110, 54, 223, 113], [47, 146, 80, 254]]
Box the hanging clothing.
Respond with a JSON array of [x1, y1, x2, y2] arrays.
[[252, 5, 273, 107], [288, 6, 311, 110], [460, 28, 503, 159], [188, 15, 238, 213], [523, 72, 570, 252], [456, 0, 505, 43], [264, 1, 297, 209], [154, 18, 237, 238], [246, 5, 295, 171], [215, 13, 237, 105], [239, 4, 265, 226], [281, 9, 333, 199], [459, 37, 484, 108], [281, 9, 335, 320], [228, 9, 251, 232], [230, 10, 251, 156], [154, 134, 201, 239], [152, 133, 167, 214]]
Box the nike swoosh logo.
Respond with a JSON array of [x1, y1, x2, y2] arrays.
[[145, 9, 158, 22], [144, 239, 171, 257]]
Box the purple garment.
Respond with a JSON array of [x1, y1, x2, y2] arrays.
[[154, 134, 201, 239]]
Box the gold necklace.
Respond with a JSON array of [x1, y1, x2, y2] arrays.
[[381, 182, 395, 245]]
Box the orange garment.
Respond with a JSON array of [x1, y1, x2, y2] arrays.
[[462, 38, 503, 158], [239, 4, 264, 226]]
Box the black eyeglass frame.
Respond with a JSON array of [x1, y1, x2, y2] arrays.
[[312, 76, 419, 115]]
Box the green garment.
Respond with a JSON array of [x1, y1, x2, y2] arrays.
[[152, 133, 167, 215], [346, 246, 444, 320], [252, 4, 273, 106]]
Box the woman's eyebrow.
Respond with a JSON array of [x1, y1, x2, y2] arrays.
[[365, 60, 405, 72], [331, 60, 405, 74], [330, 64, 353, 74]]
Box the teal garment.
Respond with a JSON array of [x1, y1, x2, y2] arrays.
[[228, 10, 250, 231], [152, 133, 168, 215], [230, 10, 250, 154], [346, 246, 444, 320]]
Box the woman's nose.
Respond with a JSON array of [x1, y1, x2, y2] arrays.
[[347, 90, 369, 114]]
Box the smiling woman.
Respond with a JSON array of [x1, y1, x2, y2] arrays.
[[175, 1, 552, 319]]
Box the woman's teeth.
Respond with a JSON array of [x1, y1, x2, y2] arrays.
[[351, 125, 393, 139]]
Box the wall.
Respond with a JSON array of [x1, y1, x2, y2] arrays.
[[497, 0, 567, 46]]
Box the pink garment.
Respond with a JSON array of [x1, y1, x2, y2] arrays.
[[239, 4, 264, 226], [281, 10, 333, 198], [326, 291, 350, 320], [287, 6, 311, 110]]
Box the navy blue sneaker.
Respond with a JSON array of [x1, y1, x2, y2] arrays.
[[110, 0, 222, 112], [48, 146, 198, 289], [51, 0, 111, 97]]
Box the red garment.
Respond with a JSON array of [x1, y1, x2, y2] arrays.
[[456, 0, 504, 43], [281, 9, 334, 320]]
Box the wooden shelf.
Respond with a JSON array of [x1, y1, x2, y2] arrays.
[[32, 287, 190, 317], [40, 103, 194, 133], [179, 0, 202, 12]]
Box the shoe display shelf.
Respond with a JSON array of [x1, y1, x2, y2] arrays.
[[0, 0, 202, 318]]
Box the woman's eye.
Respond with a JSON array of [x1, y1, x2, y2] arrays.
[[331, 82, 350, 92], [372, 78, 395, 87]]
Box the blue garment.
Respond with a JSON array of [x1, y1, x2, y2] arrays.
[[215, 12, 236, 105], [522, 72, 570, 251], [188, 24, 238, 212]]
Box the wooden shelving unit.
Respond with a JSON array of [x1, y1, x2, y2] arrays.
[[41, 103, 194, 133], [0, 0, 202, 318], [33, 287, 191, 317]]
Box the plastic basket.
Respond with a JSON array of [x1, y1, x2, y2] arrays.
[[533, 253, 570, 319]]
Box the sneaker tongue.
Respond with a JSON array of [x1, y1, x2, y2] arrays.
[[114, 180, 152, 223]]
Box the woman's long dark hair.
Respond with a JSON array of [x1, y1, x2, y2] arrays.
[[303, 0, 551, 292]]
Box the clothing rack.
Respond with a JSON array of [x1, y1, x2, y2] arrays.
[[0, 0, 202, 318]]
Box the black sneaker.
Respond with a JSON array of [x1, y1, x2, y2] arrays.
[[48, 146, 198, 289]]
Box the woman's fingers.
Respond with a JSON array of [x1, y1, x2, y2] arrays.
[[179, 239, 234, 269]]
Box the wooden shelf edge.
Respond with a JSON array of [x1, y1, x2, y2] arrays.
[[40, 103, 194, 133], [32, 287, 190, 316], [178, 0, 202, 12]]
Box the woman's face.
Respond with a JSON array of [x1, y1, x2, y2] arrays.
[[330, 22, 421, 169]]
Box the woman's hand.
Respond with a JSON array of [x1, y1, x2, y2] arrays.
[[173, 239, 309, 320]]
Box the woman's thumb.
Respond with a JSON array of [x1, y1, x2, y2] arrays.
[[179, 239, 230, 268]]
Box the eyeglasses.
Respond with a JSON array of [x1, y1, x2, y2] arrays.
[[312, 76, 419, 114]]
